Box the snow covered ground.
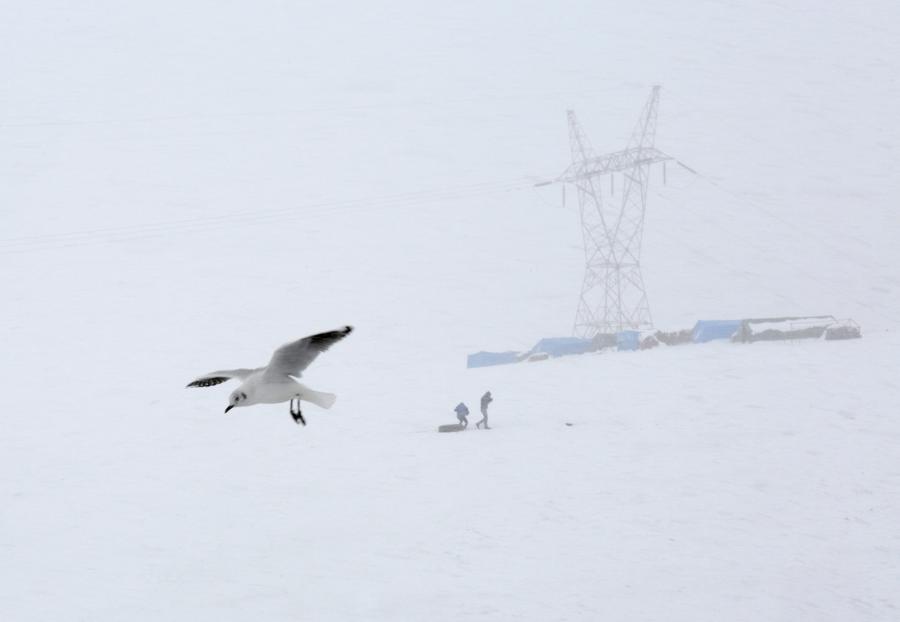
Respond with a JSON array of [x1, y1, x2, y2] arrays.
[[2, 1, 899, 620]]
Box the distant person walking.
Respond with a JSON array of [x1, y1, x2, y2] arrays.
[[476, 391, 493, 429], [454, 402, 470, 428]]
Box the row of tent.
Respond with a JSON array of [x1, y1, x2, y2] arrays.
[[467, 332, 658, 368], [467, 315, 861, 368]]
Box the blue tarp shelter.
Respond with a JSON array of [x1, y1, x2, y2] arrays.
[[692, 320, 742, 343], [467, 351, 522, 369], [530, 337, 595, 357], [617, 331, 641, 351]]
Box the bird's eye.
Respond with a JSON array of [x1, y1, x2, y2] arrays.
[[241, 392, 247, 400]]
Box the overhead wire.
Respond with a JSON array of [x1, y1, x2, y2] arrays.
[[0, 178, 531, 255], [652, 166, 896, 326]]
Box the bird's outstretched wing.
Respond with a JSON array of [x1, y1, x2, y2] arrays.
[[263, 326, 353, 380], [186, 369, 258, 388]]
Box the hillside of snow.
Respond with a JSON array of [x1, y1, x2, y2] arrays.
[[2, 1, 899, 620]]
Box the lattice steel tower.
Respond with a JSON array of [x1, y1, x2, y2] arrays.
[[541, 86, 672, 338]]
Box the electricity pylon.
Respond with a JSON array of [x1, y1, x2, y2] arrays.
[[539, 86, 672, 338]]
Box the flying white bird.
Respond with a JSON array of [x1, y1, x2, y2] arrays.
[[186, 326, 353, 425]]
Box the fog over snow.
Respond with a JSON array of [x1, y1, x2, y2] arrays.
[[2, 1, 899, 620]]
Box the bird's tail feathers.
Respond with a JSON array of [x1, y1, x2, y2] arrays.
[[303, 388, 337, 410]]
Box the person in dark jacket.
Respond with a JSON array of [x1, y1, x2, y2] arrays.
[[476, 391, 493, 429], [454, 402, 470, 428]]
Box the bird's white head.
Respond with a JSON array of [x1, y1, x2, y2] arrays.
[[225, 388, 250, 413]]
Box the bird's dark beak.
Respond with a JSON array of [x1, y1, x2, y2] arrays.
[[224, 405, 234, 414]]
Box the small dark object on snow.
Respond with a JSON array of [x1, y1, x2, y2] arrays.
[[438, 423, 466, 433], [565, 422, 574, 427]]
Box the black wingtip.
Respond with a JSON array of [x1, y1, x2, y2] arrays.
[[186, 377, 230, 388]]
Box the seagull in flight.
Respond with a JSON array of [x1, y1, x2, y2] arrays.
[[187, 326, 353, 425]]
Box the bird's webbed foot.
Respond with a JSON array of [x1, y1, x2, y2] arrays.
[[290, 397, 306, 426]]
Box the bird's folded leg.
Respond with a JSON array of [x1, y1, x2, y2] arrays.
[[290, 397, 306, 426]]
